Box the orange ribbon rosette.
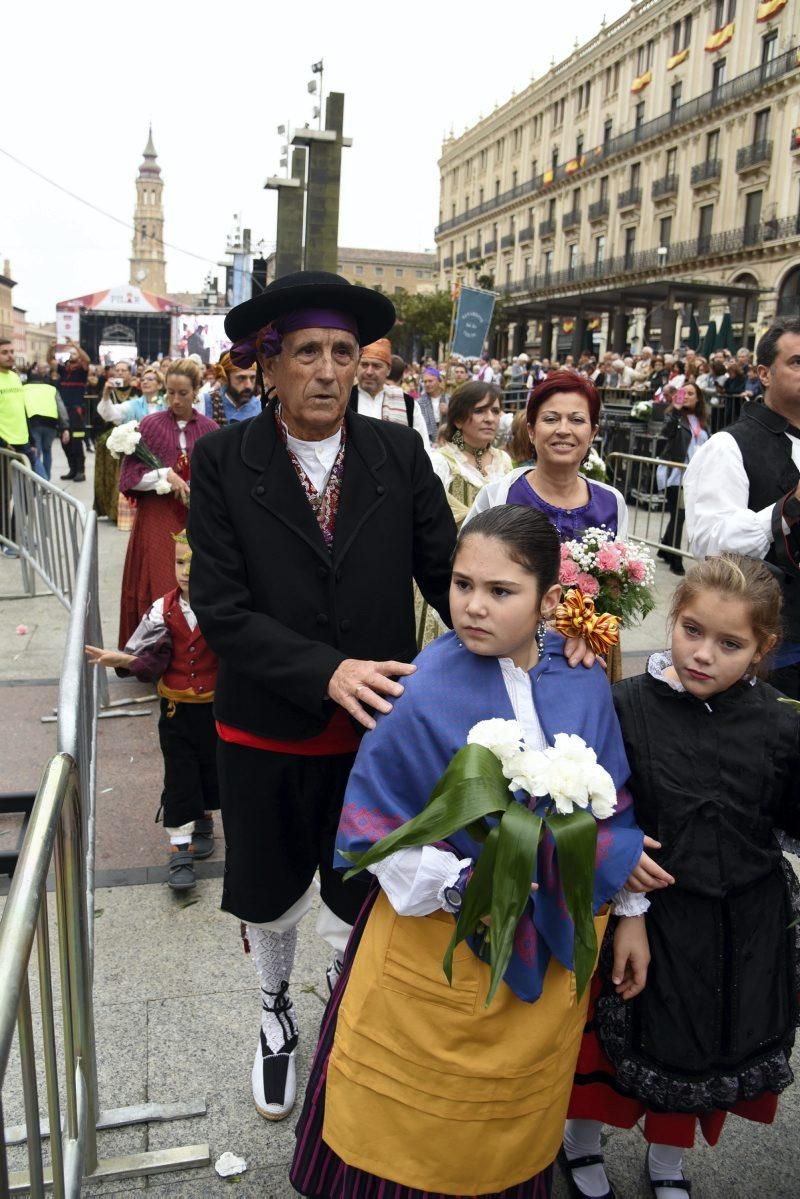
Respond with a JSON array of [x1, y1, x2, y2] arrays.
[[555, 588, 620, 655]]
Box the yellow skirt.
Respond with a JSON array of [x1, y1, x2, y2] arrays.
[[323, 891, 608, 1195]]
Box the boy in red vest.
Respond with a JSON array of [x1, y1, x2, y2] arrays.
[[86, 530, 219, 890]]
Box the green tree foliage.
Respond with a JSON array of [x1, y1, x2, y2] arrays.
[[388, 289, 454, 359]]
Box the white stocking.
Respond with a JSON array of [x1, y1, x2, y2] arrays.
[[246, 925, 298, 1053], [647, 1143, 686, 1199], [563, 1119, 609, 1198]]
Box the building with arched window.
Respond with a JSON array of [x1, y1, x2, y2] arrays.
[[436, 0, 800, 357]]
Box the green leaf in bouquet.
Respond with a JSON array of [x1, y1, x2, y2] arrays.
[[342, 743, 509, 879], [778, 697, 800, 713], [443, 824, 501, 984], [485, 803, 543, 1006], [544, 809, 598, 1000]]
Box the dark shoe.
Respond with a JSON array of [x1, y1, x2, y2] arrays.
[[557, 1147, 617, 1199], [191, 816, 214, 859], [60, 472, 76, 480], [72, 473, 86, 482], [657, 548, 670, 561], [326, 955, 343, 996], [668, 559, 686, 576], [645, 1147, 691, 1195], [168, 847, 196, 890]]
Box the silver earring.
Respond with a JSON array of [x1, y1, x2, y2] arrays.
[[536, 621, 547, 657]]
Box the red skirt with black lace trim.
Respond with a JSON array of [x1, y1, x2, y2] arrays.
[[567, 977, 780, 1149]]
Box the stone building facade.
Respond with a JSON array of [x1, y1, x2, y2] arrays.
[[264, 246, 437, 295], [435, 0, 800, 357]]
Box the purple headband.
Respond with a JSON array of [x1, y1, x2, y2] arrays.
[[423, 367, 442, 379], [230, 308, 359, 367]]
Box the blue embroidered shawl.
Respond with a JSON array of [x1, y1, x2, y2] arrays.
[[336, 631, 643, 1003]]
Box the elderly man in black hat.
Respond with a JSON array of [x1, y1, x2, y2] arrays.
[[188, 272, 456, 1122]]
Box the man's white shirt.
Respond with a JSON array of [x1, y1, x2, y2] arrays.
[[683, 429, 800, 559]]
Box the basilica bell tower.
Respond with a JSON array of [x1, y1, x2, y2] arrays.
[[129, 126, 167, 295]]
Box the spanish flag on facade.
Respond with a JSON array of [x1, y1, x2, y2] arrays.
[[631, 69, 652, 93], [565, 155, 586, 174], [667, 47, 689, 70], [705, 21, 734, 51], [757, 0, 786, 20]]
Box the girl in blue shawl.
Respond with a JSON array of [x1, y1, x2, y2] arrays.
[[291, 506, 654, 1199]]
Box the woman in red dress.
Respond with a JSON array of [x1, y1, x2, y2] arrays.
[[117, 360, 218, 646]]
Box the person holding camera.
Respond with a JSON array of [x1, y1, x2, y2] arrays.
[[48, 338, 89, 482]]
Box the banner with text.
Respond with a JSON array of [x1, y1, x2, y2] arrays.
[[451, 286, 496, 358]]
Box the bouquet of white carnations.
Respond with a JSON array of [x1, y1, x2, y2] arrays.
[[630, 400, 653, 422], [106, 421, 172, 496], [344, 720, 616, 1005]]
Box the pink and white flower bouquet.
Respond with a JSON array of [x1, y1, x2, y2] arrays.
[[559, 526, 656, 627]]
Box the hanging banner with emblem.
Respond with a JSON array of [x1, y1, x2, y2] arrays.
[[451, 286, 497, 358]]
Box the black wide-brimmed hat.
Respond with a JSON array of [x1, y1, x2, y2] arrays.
[[224, 270, 396, 344]]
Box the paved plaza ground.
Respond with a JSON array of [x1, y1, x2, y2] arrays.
[[1, 445, 797, 1197]]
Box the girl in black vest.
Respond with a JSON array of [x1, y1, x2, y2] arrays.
[[657, 382, 708, 576], [562, 554, 800, 1199]]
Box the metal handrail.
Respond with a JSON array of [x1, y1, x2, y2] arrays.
[[0, 509, 209, 1193], [497, 210, 800, 299]]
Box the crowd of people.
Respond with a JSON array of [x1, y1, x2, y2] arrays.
[[3, 273, 800, 1198]]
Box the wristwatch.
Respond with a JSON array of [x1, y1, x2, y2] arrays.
[[443, 864, 473, 913]]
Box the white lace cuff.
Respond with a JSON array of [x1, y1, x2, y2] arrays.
[[611, 888, 650, 917], [368, 847, 472, 917]]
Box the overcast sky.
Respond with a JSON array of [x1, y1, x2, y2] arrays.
[[3, 0, 630, 323]]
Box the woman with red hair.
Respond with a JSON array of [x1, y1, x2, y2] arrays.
[[466, 371, 628, 680], [466, 370, 627, 541]]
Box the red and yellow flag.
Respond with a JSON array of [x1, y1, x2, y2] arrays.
[[631, 69, 652, 93], [757, 0, 786, 20], [667, 47, 689, 70], [705, 20, 734, 50]]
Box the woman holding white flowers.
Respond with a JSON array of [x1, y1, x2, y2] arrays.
[[117, 360, 217, 647], [291, 506, 665, 1199]]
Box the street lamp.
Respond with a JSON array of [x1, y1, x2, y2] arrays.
[[310, 59, 324, 129]]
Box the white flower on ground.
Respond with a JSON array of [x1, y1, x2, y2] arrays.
[[467, 719, 525, 763], [107, 421, 141, 460]]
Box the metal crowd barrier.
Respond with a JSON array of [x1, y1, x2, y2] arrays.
[[1, 503, 209, 1193], [9, 459, 85, 609], [0, 450, 34, 597], [607, 451, 691, 558]]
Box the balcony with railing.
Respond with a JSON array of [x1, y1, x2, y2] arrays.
[[443, 256, 453, 268], [467, 245, 481, 261], [495, 211, 800, 300], [618, 187, 642, 211], [539, 219, 556, 238], [434, 45, 798, 237], [518, 225, 534, 243], [690, 158, 722, 186], [562, 208, 581, 231], [500, 233, 515, 249], [455, 250, 466, 265], [588, 198, 609, 222], [736, 140, 773, 172], [483, 239, 497, 254], [652, 173, 679, 199]]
